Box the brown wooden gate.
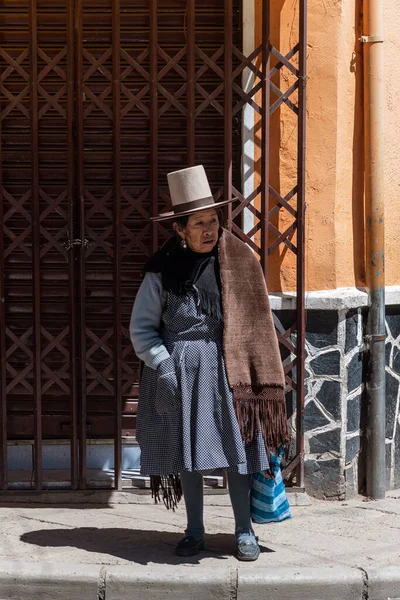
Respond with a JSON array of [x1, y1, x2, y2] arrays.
[[0, 0, 306, 492]]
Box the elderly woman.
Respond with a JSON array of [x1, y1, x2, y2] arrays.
[[130, 165, 288, 561]]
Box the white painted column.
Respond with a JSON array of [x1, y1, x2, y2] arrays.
[[242, 0, 256, 236]]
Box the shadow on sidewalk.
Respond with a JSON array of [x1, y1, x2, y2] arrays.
[[20, 528, 274, 565]]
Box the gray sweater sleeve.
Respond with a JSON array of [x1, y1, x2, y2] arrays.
[[129, 272, 169, 370]]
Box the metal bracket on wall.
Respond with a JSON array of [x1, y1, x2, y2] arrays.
[[364, 333, 387, 350], [359, 35, 384, 43]]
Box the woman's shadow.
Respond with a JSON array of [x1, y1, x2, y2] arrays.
[[20, 528, 273, 565]]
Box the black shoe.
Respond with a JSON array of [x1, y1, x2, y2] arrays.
[[236, 538, 261, 562], [175, 535, 205, 557]]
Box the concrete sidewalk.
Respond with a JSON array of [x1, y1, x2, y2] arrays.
[[0, 490, 399, 599]]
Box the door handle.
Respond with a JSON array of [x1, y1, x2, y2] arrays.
[[63, 238, 89, 251]]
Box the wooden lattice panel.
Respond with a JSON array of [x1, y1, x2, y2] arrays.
[[1, 0, 305, 491], [1, 2, 75, 447]]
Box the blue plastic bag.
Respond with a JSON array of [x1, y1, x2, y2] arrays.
[[250, 448, 292, 523]]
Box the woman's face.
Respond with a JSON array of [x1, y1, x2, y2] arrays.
[[174, 208, 219, 253]]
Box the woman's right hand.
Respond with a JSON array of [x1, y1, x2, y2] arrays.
[[155, 356, 180, 414]]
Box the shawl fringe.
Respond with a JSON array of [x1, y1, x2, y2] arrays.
[[150, 474, 182, 511], [232, 384, 289, 457], [195, 285, 223, 321]]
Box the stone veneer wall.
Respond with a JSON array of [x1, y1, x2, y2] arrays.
[[384, 307, 400, 490], [271, 288, 400, 500], [303, 308, 364, 500]]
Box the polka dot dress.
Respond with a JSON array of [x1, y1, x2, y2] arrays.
[[136, 262, 270, 476]]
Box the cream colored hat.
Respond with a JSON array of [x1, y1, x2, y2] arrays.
[[151, 165, 236, 221]]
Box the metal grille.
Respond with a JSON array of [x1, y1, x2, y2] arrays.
[[0, 0, 306, 492]]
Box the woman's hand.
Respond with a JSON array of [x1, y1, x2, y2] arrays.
[[263, 468, 275, 481], [155, 356, 180, 414]]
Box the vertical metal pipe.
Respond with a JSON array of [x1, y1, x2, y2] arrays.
[[113, 0, 123, 491], [296, 0, 307, 490], [187, 0, 195, 167], [75, 0, 87, 489], [363, 0, 386, 500], [224, 0, 233, 228], [260, 0, 270, 275], [0, 69, 7, 490], [30, 0, 42, 490], [150, 0, 158, 252], [67, 0, 79, 490]]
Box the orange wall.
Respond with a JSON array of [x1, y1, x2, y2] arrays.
[[383, 0, 400, 287], [254, 0, 400, 292]]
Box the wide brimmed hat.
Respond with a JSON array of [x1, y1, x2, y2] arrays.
[[151, 165, 237, 221]]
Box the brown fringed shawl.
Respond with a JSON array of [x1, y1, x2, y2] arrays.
[[218, 229, 288, 452], [149, 228, 288, 509]]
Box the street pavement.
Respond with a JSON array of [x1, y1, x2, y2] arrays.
[[0, 489, 399, 598]]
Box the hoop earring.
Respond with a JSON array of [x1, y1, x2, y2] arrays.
[[181, 239, 187, 249]]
